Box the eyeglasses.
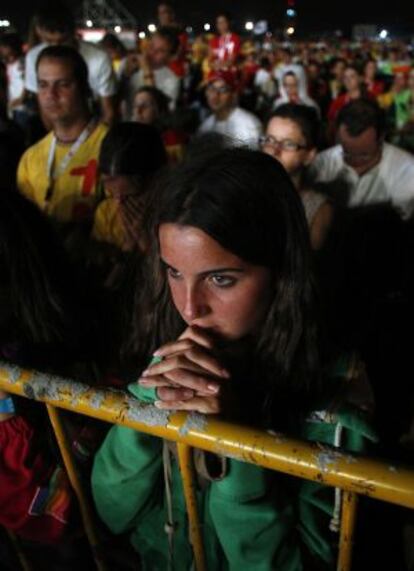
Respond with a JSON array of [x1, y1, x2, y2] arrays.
[[259, 135, 308, 152], [206, 84, 232, 95]]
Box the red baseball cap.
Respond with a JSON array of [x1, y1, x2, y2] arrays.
[[206, 69, 238, 91]]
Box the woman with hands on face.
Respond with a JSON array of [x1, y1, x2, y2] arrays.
[[92, 147, 375, 571]]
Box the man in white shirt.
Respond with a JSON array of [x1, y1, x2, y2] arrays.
[[198, 71, 262, 147], [25, 3, 117, 125], [310, 99, 414, 220]]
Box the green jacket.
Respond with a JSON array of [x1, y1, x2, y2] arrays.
[[91, 359, 376, 571]]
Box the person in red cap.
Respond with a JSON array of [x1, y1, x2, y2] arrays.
[[198, 70, 262, 147]]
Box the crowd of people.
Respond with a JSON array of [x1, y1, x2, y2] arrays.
[[1, 1, 414, 570]]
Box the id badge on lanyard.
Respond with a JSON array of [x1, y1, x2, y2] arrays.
[[45, 119, 95, 211]]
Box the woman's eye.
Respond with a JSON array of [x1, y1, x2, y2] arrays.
[[210, 274, 236, 288], [166, 267, 181, 279]]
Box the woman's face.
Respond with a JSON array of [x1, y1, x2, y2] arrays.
[[133, 91, 158, 125], [343, 67, 361, 91], [332, 60, 345, 80], [283, 74, 299, 98], [364, 61, 377, 79], [263, 117, 315, 178], [216, 15, 230, 35], [101, 174, 137, 201], [159, 223, 272, 341], [394, 72, 407, 92]]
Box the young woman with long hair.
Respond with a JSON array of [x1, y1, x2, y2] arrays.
[[92, 147, 374, 570]]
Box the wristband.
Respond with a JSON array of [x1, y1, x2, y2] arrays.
[[0, 397, 15, 414]]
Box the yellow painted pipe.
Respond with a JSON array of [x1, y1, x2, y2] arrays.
[[46, 405, 108, 571], [1, 362, 414, 510], [5, 530, 33, 571], [337, 492, 358, 571], [177, 443, 207, 571]]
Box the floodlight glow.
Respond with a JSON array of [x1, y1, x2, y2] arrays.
[[379, 29, 388, 39], [245, 21, 254, 31], [148, 23, 157, 33], [114, 25, 121, 33], [139, 31, 146, 39], [286, 27, 295, 35], [86, 20, 93, 28], [204, 23, 210, 31]]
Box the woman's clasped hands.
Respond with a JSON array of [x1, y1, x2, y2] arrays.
[[138, 326, 230, 414]]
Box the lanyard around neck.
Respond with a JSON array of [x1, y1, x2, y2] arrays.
[[45, 119, 96, 203]]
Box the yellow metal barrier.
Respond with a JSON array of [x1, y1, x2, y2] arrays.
[[46, 404, 108, 571], [1, 360, 414, 571]]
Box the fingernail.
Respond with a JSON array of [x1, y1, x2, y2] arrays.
[[141, 369, 149, 377], [154, 401, 163, 408], [207, 384, 219, 394], [221, 369, 230, 378], [138, 378, 150, 384], [182, 390, 194, 398], [153, 349, 161, 356]]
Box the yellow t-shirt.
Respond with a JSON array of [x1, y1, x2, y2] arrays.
[[92, 198, 125, 249], [17, 122, 108, 223]]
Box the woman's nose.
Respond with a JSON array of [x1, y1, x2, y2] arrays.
[[182, 286, 210, 322]]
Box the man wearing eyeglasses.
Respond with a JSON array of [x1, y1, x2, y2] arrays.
[[198, 70, 262, 147], [310, 99, 414, 219]]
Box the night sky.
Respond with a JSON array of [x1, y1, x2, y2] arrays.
[[2, 0, 413, 38]]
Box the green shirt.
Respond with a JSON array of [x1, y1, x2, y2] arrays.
[[92, 362, 376, 570]]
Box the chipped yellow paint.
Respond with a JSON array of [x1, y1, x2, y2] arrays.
[[177, 443, 207, 571], [338, 492, 359, 571], [1, 361, 414, 512], [46, 405, 109, 571]]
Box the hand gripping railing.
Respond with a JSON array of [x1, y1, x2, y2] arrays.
[[1, 361, 414, 571]]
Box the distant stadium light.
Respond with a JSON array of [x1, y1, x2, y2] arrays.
[[286, 9, 296, 17], [139, 31, 146, 39], [254, 20, 268, 35], [148, 23, 157, 33], [0, 20, 10, 27], [379, 29, 388, 39], [186, 26, 193, 34], [204, 23, 210, 31], [286, 27, 295, 35], [86, 19, 93, 28], [245, 21, 254, 31], [114, 25, 122, 33]]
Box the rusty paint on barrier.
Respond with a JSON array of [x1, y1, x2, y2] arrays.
[[125, 398, 171, 427], [7, 364, 22, 384], [316, 449, 343, 472], [179, 413, 208, 436], [1, 360, 414, 511]]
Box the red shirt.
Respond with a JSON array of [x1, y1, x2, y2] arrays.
[[209, 33, 241, 63]]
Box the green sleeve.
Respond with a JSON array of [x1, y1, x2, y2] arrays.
[[91, 424, 163, 534], [209, 459, 301, 571]]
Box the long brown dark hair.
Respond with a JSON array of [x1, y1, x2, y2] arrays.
[[126, 147, 325, 425]]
